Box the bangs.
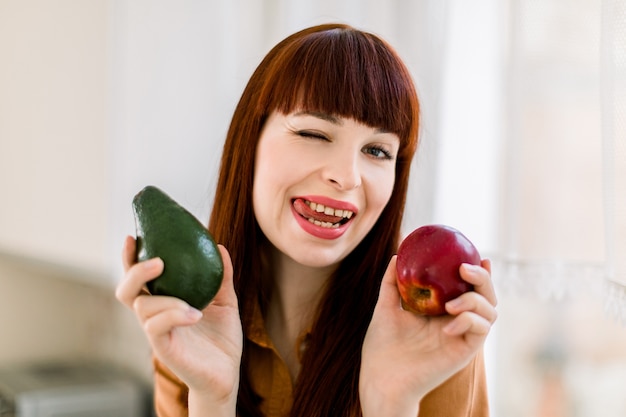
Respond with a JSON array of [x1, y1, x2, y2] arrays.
[[258, 26, 419, 155]]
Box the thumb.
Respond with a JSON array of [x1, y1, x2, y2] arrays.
[[206, 244, 238, 310], [376, 255, 402, 310]]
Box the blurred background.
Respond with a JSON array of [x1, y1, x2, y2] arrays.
[[1, 0, 625, 416]]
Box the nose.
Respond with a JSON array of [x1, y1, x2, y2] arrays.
[[323, 152, 362, 190]]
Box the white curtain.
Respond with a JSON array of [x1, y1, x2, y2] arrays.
[[479, 0, 626, 322], [495, 0, 606, 296], [602, 0, 626, 321]]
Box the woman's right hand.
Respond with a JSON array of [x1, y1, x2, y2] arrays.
[[115, 236, 243, 412]]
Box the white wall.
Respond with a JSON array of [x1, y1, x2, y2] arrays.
[[0, 0, 112, 273], [0, 0, 151, 379]]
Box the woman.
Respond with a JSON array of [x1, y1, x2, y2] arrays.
[[116, 23, 497, 416]]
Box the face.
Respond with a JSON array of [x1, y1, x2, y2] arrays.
[[252, 110, 400, 268]]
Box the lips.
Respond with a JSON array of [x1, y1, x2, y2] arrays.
[[293, 199, 354, 227], [291, 197, 357, 238]]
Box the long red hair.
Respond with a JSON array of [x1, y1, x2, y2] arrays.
[[209, 23, 420, 416]]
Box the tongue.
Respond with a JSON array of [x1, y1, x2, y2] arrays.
[[293, 198, 343, 223]]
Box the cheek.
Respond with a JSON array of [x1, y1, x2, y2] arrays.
[[365, 169, 396, 213], [252, 143, 300, 220], [254, 147, 297, 195], [252, 155, 278, 221], [252, 145, 272, 221], [254, 138, 283, 189]]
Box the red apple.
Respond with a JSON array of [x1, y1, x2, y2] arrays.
[[396, 224, 481, 316]]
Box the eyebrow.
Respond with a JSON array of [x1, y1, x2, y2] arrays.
[[292, 110, 392, 135]]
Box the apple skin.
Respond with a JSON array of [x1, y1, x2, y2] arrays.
[[396, 224, 481, 316]]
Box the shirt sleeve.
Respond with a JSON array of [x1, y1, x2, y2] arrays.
[[153, 356, 190, 417], [418, 351, 490, 417]]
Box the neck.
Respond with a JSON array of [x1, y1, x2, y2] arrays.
[[268, 247, 334, 332], [265, 246, 335, 380]]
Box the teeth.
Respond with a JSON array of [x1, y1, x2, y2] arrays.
[[308, 218, 340, 228], [305, 200, 354, 219]]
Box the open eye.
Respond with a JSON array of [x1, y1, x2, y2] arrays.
[[364, 145, 394, 160]]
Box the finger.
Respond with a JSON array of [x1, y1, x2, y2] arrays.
[[459, 261, 497, 307], [115, 257, 164, 308], [443, 310, 492, 338], [481, 258, 492, 275], [122, 235, 137, 271], [445, 291, 498, 324], [134, 294, 201, 324], [208, 245, 238, 309], [143, 304, 204, 348], [376, 256, 401, 310], [479, 259, 495, 303]]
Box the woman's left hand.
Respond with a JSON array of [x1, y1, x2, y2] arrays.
[[359, 256, 497, 416]]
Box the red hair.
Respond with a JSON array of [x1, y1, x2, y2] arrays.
[[209, 23, 420, 416]]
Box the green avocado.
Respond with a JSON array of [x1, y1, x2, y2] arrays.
[[132, 185, 224, 310]]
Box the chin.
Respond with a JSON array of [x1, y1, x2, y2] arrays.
[[294, 253, 343, 269], [283, 246, 347, 270]]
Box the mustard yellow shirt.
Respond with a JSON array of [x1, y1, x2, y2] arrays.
[[152, 302, 490, 416]]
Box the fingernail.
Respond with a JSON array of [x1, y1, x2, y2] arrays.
[[446, 298, 463, 310], [188, 307, 203, 320], [462, 263, 480, 273], [143, 258, 162, 269]]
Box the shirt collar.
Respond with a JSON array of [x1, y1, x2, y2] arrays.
[[245, 297, 273, 349]]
